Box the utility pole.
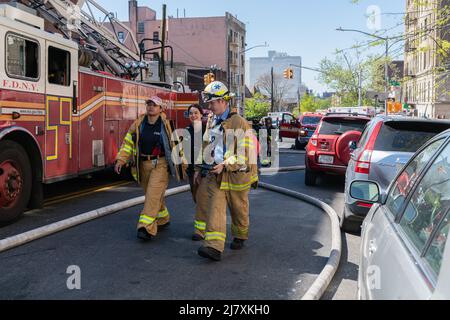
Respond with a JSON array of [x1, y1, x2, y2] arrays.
[[358, 68, 362, 107], [161, 4, 167, 83], [385, 39, 389, 115], [336, 27, 390, 115], [271, 67, 274, 112]]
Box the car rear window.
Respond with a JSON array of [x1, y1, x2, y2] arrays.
[[374, 122, 441, 152], [302, 117, 322, 125], [319, 118, 367, 135]]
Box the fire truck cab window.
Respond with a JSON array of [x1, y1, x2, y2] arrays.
[[48, 46, 71, 86], [6, 34, 39, 80]]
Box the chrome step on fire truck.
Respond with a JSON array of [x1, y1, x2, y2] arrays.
[[0, 0, 199, 224]]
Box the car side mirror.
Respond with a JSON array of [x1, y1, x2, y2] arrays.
[[350, 181, 381, 203]]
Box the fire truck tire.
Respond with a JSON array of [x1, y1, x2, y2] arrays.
[[0, 140, 32, 225]]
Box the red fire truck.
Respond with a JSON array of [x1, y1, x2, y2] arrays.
[[0, 1, 199, 224]]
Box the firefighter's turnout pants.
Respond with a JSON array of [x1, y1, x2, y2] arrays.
[[203, 173, 250, 253], [137, 158, 170, 236], [193, 177, 210, 238]]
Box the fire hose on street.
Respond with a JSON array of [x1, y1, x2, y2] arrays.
[[0, 166, 341, 300]]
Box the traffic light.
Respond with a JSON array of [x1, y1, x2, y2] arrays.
[[283, 68, 294, 79]]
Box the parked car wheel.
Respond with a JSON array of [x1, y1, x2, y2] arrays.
[[304, 168, 317, 186], [340, 209, 362, 234], [295, 138, 306, 150]]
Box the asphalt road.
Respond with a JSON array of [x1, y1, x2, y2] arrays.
[[0, 144, 360, 300]]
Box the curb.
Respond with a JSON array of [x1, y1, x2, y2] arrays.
[[0, 185, 191, 253], [258, 182, 342, 300], [259, 166, 306, 174], [279, 150, 306, 154]]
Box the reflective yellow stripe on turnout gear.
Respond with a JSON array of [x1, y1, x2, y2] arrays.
[[122, 145, 133, 155], [205, 232, 226, 242], [157, 208, 170, 219], [220, 175, 259, 191], [125, 133, 134, 145], [195, 220, 207, 231], [238, 137, 255, 149], [139, 214, 156, 225], [231, 224, 249, 237]]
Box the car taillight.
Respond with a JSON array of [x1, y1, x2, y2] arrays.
[[355, 122, 383, 175], [355, 150, 373, 174]]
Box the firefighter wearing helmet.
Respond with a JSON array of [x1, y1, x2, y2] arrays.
[[196, 81, 259, 261]]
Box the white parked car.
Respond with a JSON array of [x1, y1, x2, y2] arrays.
[[352, 129, 450, 299]]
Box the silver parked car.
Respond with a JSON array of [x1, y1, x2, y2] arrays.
[[352, 129, 450, 299], [342, 116, 450, 233]]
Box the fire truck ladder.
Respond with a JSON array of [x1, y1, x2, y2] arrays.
[[20, 0, 141, 77]]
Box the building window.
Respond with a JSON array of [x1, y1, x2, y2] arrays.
[[48, 46, 71, 86], [138, 22, 145, 34], [6, 33, 39, 80], [118, 32, 125, 44]]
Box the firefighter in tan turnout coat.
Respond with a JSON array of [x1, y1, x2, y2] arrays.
[[196, 81, 259, 262], [115, 96, 185, 241]]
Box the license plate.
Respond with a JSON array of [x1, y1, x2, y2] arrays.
[[318, 155, 334, 164]]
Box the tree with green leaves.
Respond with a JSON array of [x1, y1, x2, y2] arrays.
[[317, 51, 400, 107], [244, 93, 271, 119], [294, 94, 331, 116]]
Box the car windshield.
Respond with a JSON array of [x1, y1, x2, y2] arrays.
[[302, 117, 322, 125], [374, 122, 442, 152], [319, 118, 367, 135]]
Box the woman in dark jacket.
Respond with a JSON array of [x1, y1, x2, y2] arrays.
[[185, 104, 208, 241]]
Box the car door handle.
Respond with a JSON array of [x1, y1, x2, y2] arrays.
[[369, 240, 377, 256]]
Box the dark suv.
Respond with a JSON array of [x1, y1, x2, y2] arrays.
[[295, 113, 323, 149]]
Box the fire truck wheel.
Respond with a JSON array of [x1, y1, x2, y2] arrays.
[[0, 140, 32, 225]]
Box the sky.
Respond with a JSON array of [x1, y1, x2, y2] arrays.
[[95, 0, 406, 94]]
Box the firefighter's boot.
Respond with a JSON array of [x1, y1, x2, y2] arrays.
[[198, 246, 222, 261], [137, 228, 153, 241], [192, 234, 204, 242], [230, 238, 245, 250]]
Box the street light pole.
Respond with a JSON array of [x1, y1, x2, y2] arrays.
[[237, 42, 269, 115], [271, 66, 274, 112], [336, 27, 390, 115]]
